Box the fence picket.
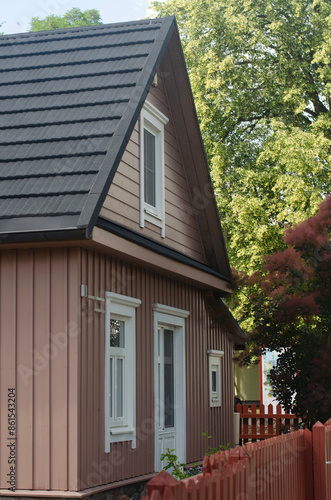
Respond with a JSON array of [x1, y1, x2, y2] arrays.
[[145, 421, 331, 500], [326, 420, 331, 500], [186, 477, 197, 500], [268, 404, 275, 438], [313, 421, 326, 500], [237, 403, 302, 442]]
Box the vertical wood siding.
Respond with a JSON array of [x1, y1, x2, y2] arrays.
[[0, 246, 233, 492], [0, 248, 80, 492], [79, 249, 234, 489], [100, 69, 207, 265]]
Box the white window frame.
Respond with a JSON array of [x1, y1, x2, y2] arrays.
[[207, 349, 224, 407], [105, 292, 141, 452], [140, 100, 169, 238]]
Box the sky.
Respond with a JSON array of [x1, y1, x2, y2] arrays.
[[1, 0, 155, 35]]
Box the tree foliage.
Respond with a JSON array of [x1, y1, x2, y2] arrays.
[[29, 7, 102, 32], [236, 196, 331, 426], [150, 0, 331, 273]]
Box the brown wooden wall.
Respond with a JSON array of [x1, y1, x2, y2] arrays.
[[79, 248, 234, 490], [0, 246, 234, 493], [100, 70, 207, 264], [0, 248, 80, 492]]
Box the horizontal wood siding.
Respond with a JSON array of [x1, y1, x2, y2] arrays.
[[100, 70, 207, 264], [0, 248, 80, 492], [79, 249, 234, 489]]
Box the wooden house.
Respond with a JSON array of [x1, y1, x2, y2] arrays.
[[0, 17, 246, 497]]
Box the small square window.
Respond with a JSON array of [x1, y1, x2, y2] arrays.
[[207, 350, 224, 407]]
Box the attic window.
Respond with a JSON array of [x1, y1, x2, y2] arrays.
[[140, 100, 169, 238]]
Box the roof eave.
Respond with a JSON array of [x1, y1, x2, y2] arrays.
[[0, 227, 87, 244]]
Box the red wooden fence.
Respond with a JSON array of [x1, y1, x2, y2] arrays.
[[236, 403, 301, 442], [313, 419, 331, 500], [144, 420, 331, 500]]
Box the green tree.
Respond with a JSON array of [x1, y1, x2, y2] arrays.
[[237, 196, 331, 427], [29, 7, 102, 32], [150, 0, 331, 275]]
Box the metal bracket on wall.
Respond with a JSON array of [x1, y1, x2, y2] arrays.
[[80, 284, 105, 313]]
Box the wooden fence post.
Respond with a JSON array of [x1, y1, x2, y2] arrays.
[[147, 470, 178, 498], [325, 419, 331, 499], [304, 428, 314, 500], [313, 421, 326, 500]]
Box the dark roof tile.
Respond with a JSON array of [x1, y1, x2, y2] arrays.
[[0, 17, 176, 240]]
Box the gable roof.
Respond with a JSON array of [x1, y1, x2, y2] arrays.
[[0, 18, 174, 237], [0, 17, 231, 280]]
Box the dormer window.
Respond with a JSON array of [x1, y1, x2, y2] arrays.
[[140, 100, 169, 238]]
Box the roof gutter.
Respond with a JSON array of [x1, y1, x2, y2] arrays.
[[0, 227, 87, 245], [96, 216, 231, 282]]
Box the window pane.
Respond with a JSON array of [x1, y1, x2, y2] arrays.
[[158, 329, 160, 357], [212, 369, 217, 393], [110, 358, 113, 418], [144, 129, 156, 207], [110, 319, 125, 347], [164, 329, 174, 428], [116, 358, 124, 418], [158, 363, 161, 424]]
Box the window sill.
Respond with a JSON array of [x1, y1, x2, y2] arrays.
[[144, 208, 165, 237], [110, 426, 135, 436], [108, 426, 137, 449], [144, 208, 163, 221]]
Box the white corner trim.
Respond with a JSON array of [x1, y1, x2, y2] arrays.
[[144, 99, 169, 125], [207, 349, 224, 357], [152, 303, 190, 318]]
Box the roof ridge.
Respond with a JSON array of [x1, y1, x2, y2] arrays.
[[0, 18, 166, 43]]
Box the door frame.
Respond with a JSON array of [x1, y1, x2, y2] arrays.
[[152, 304, 189, 472]]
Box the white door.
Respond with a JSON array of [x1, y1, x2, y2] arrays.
[[153, 305, 188, 472], [157, 327, 176, 468]]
